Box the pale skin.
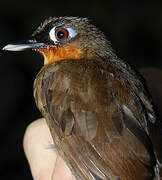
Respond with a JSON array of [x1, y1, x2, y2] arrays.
[[23, 118, 76, 180], [23, 68, 162, 180]]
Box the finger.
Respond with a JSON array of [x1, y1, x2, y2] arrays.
[[23, 118, 57, 180], [52, 155, 76, 180]]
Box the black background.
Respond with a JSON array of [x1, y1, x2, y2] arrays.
[[1, 0, 162, 179]]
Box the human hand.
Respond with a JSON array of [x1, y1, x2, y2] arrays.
[[23, 118, 76, 180]]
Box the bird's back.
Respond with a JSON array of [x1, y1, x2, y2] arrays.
[[34, 58, 158, 180]]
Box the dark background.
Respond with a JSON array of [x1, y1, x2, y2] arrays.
[[1, 0, 162, 179]]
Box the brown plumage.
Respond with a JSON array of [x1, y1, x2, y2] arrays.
[[3, 17, 162, 180]]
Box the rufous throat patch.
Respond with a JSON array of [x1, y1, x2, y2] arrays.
[[35, 44, 84, 65]]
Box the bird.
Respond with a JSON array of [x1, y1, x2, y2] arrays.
[[3, 16, 162, 180]]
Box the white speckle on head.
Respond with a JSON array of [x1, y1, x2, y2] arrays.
[[109, 73, 114, 77]]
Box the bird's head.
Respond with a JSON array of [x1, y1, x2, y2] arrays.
[[3, 17, 114, 65]]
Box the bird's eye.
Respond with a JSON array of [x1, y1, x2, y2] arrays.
[[55, 28, 68, 41], [49, 26, 77, 43]]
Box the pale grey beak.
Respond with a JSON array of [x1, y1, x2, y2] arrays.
[[2, 42, 45, 51]]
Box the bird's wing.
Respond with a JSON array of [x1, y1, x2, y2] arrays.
[[104, 58, 162, 165], [34, 60, 156, 180]]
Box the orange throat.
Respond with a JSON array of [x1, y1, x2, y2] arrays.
[[36, 44, 84, 65]]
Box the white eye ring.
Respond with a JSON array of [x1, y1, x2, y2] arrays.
[[66, 27, 77, 38], [49, 27, 57, 42], [49, 26, 77, 43]]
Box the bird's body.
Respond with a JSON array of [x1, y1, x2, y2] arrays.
[[3, 17, 162, 180], [34, 58, 155, 180]]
